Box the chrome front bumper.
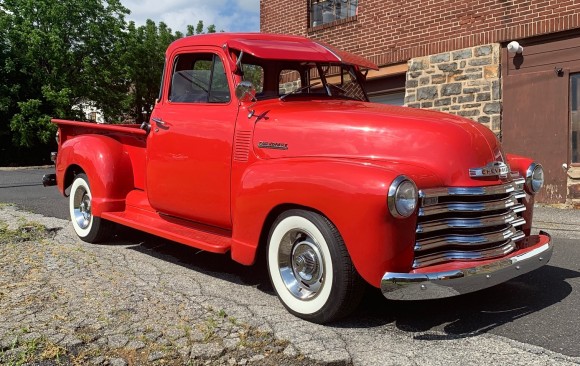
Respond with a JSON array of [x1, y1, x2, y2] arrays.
[[381, 231, 552, 300]]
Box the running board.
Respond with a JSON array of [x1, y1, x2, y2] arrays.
[[101, 191, 231, 253]]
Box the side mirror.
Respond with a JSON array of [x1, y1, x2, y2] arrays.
[[235, 81, 256, 104]]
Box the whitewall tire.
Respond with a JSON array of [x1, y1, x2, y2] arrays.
[[69, 173, 112, 243], [267, 209, 364, 323]]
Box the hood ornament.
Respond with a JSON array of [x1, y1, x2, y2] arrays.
[[469, 161, 510, 179]]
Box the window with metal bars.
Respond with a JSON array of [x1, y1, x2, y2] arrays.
[[309, 0, 358, 27]]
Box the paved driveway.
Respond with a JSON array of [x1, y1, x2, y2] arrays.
[[1, 167, 579, 365]]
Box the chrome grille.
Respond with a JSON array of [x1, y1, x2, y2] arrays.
[[414, 177, 526, 269]]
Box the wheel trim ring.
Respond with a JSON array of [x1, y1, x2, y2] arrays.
[[268, 215, 335, 315], [73, 186, 91, 230], [278, 228, 325, 301]]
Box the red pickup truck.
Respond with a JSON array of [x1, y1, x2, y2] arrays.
[[45, 33, 552, 323]]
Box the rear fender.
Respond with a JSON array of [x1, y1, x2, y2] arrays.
[[230, 158, 436, 287], [56, 134, 134, 216]]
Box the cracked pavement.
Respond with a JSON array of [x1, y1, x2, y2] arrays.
[[1, 204, 579, 365]]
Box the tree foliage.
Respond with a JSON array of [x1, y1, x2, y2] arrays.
[[0, 0, 217, 164], [0, 0, 129, 148]]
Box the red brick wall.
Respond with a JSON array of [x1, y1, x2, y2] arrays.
[[260, 0, 580, 67]]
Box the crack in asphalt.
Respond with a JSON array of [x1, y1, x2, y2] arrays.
[[1, 205, 580, 366]]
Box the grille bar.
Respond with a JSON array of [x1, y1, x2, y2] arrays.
[[415, 227, 525, 252], [413, 241, 517, 269], [416, 211, 526, 234], [418, 194, 524, 216], [420, 178, 525, 199], [413, 174, 527, 269]]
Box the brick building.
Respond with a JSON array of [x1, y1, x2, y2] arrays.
[[260, 0, 580, 205]]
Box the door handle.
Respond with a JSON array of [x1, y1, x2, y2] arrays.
[[151, 117, 169, 130], [152, 117, 166, 127]]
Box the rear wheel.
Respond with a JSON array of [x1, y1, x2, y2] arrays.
[[267, 209, 364, 323], [69, 173, 112, 243]]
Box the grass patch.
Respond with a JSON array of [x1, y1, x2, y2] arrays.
[[0, 221, 50, 243], [0, 335, 68, 366]]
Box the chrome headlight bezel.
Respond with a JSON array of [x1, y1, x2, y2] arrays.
[[525, 162, 544, 194], [387, 175, 418, 219]]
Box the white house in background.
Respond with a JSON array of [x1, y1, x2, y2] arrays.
[[72, 100, 105, 123]]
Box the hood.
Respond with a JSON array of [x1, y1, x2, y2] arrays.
[[250, 99, 505, 187]]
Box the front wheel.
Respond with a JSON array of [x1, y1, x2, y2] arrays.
[[267, 209, 364, 323], [69, 173, 112, 243]]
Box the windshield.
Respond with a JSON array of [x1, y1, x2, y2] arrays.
[[239, 58, 369, 102]]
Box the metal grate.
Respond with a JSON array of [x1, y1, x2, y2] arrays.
[[413, 175, 527, 269]]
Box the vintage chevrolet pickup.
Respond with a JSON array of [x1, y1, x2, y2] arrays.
[[44, 33, 552, 323]]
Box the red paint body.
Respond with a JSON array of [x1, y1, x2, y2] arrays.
[[52, 33, 548, 288]]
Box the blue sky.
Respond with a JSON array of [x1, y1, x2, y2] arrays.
[[120, 0, 260, 34]]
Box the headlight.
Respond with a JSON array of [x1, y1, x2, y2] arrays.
[[525, 163, 544, 194], [388, 176, 418, 218]]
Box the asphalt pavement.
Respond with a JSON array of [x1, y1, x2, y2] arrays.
[[0, 166, 68, 219], [5, 166, 580, 235], [533, 205, 580, 239], [1, 166, 580, 364]]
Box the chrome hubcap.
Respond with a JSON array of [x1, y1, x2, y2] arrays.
[[278, 229, 324, 300], [73, 186, 91, 229]]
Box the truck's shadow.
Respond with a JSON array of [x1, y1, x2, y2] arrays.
[[343, 264, 578, 338], [117, 228, 578, 340]]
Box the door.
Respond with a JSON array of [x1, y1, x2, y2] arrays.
[[502, 69, 569, 203], [146, 51, 237, 228]]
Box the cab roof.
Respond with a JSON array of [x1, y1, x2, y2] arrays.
[[166, 33, 378, 70]]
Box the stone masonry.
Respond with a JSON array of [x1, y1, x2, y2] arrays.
[[404, 44, 501, 135], [567, 166, 580, 208]]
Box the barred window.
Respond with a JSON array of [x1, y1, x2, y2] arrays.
[[309, 0, 358, 28]]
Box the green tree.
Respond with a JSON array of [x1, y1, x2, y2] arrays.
[[123, 19, 218, 124], [0, 0, 129, 149], [0, 0, 218, 165], [122, 20, 176, 124]]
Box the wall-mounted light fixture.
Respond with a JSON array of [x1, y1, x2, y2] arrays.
[[507, 41, 523, 54]]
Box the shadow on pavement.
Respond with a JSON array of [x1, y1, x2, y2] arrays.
[[339, 264, 579, 338], [113, 227, 579, 341], [114, 227, 274, 291]]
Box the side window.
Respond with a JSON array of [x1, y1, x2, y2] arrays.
[[209, 57, 230, 103], [241, 63, 264, 93], [169, 53, 231, 104]]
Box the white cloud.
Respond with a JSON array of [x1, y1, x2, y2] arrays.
[[120, 0, 259, 33], [237, 0, 259, 12]]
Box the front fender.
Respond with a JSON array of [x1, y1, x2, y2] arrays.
[[56, 134, 134, 216], [231, 158, 438, 287]]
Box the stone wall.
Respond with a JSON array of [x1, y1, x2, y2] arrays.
[[403, 44, 501, 135], [568, 167, 580, 208], [279, 80, 301, 94]]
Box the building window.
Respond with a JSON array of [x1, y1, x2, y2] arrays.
[[309, 0, 358, 28], [572, 73, 580, 164]]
